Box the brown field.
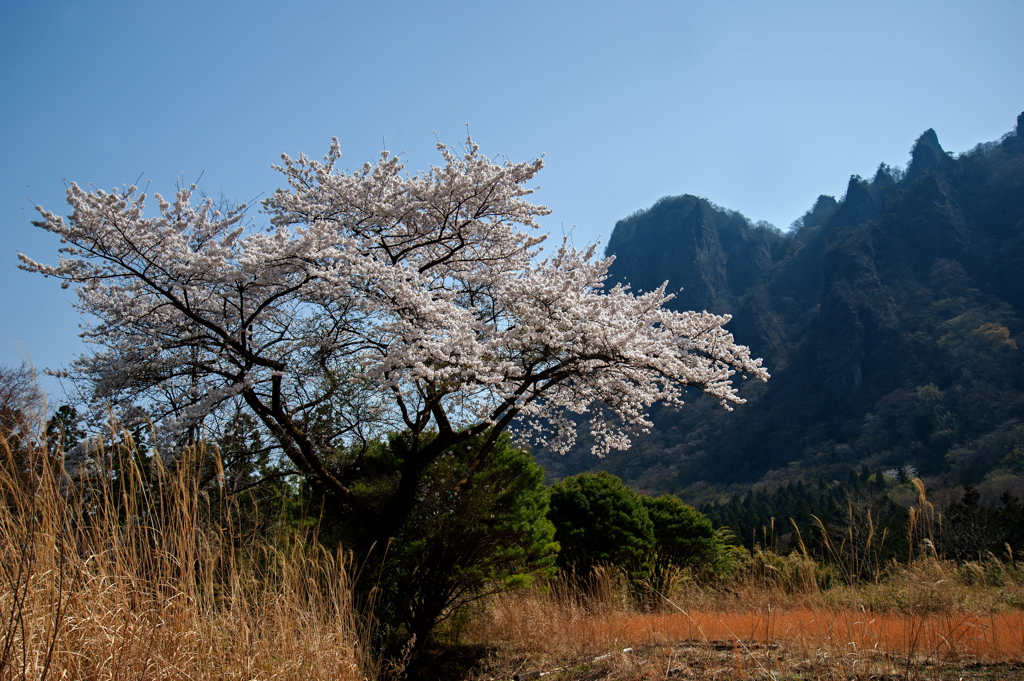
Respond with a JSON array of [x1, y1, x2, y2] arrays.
[[443, 526, 1024, 678], [485, 607, 1024, 660], [4, 422, 1024, 680], [458, 584, 1024, 680]]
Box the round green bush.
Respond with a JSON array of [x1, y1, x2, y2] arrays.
[[548, 471, 654, 576]]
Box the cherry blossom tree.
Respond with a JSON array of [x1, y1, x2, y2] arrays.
[[20, 137, 768, 525]]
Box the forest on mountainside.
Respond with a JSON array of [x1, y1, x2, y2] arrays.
[[534, 113, 1024, 510]]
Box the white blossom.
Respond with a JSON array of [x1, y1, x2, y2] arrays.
[[20, 137, 768, 496]]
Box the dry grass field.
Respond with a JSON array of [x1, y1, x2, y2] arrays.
[[441, 541, 1024, 680], [455, 580, 1024, 680], [0, 425, 369, 680], [4, 422, 1024, 680]]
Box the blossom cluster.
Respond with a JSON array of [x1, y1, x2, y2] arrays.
[[21, 137, 767, 458]]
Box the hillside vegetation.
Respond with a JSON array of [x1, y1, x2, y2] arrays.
[[536, 114, 1024, 514], [6, 420, 1024, 680]]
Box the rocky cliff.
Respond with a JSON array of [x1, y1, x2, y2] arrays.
[[535, 114, 1024, 501]]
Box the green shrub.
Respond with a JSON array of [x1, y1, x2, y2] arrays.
[[643, 491, 716, 585], [548, 472, 655, 578], [356, 433, 558, 645]]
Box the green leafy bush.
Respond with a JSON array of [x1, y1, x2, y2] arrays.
[[548, 472, 655, 578], [354, 433, 558, 645], [641, 493, 718, 585]]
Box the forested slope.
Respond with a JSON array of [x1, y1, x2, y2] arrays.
[[534, 113, 1024, 505]]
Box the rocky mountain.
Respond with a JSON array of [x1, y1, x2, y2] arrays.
[[534, 113, 1024, 504]]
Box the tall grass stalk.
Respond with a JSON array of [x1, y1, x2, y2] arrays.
[[0, 420, 367, 680]]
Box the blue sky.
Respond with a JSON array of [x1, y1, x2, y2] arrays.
[[2, 0, 1023, 400]]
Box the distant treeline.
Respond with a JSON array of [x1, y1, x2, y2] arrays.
[[702, 471, 1024, 567]]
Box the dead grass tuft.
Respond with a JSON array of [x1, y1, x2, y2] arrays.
[[0, 421, 369, 680], [463, 559, 1024, 680]]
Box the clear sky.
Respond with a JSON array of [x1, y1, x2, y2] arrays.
[[2, 0, 1022, 400]]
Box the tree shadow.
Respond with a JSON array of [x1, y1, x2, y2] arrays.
[[403, 643, 495, 681]]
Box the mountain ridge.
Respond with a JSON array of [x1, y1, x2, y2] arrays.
[[533, 113, 1024, 506]]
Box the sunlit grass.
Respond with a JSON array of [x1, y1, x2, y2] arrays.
[[6, 410, 1024, 679], [0, 420, 367, 680], [466, 552, 1024, 678]]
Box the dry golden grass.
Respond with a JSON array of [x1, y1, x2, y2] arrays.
[[0, 423, 368, 680], [8, 412, 1024, 680], [463, 561, 1024, 680]]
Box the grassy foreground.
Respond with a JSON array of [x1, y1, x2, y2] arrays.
[[443, 562, 1024, 680], [3, 425, 1024, 680], [0, 426, 369, 680]]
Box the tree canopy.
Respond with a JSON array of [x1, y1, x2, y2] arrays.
[[641, 493, 717, 574], [548, 471, 655, 576], [20, 136, 767, 520], [362, 433, 558, 644]]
